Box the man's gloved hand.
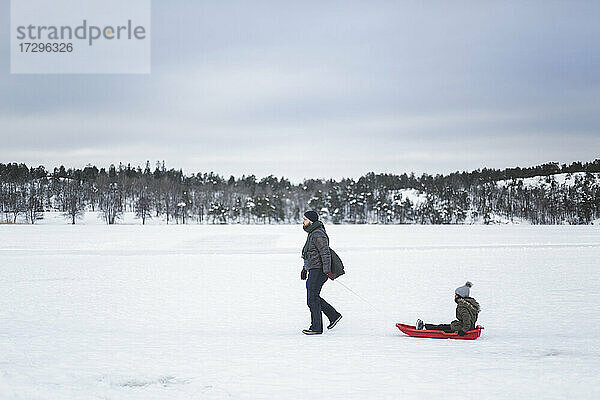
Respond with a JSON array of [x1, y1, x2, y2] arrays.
[[327, 272, 336, 280], [457, 330, 467, 336], [301, 269, 307, 280]]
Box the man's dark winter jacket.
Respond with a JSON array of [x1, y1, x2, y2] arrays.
[[450, 297, 480, 332], [302, 221, 332, 274]]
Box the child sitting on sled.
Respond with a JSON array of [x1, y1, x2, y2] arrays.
[[416, 281, 480, 336]]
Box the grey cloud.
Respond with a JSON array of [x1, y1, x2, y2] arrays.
[[1, 0, 599, 179]]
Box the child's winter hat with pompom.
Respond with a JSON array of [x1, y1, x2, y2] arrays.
[[455, 281, 473, 298]]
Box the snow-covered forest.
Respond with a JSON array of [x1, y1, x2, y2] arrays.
[[1, 160, 599, 225]]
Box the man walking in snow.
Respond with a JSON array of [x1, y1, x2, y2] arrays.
[[300, 210, 342, 335]]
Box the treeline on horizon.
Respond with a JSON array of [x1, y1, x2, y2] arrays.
[[1, 159, 599, 225]]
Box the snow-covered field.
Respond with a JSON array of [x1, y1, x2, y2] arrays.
[[1, 225, 599, 399]]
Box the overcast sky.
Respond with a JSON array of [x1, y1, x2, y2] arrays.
[[1, 0, 599, 181]]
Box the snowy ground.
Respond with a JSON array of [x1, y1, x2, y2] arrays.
[[1, 225, 599, 399]]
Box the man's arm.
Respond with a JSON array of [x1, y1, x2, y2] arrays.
[[313, 233, 332, 274]]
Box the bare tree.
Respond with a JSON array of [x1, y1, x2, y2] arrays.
[[24, 184, 44, 224], [62, 179, 85, 224], [98, 176, 122, 225], [135, 195, 152, 225], [8, 190, 23, 223]]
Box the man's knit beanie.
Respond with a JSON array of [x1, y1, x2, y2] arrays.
[[304, 210, 319, 222]]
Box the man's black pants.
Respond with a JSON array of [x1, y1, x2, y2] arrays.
[[306, 269, 339, 332]]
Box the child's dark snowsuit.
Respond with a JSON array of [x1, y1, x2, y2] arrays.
[[425, 297, 480, 333]]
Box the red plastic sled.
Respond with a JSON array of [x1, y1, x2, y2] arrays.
[[396, 323, 484, 340]]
